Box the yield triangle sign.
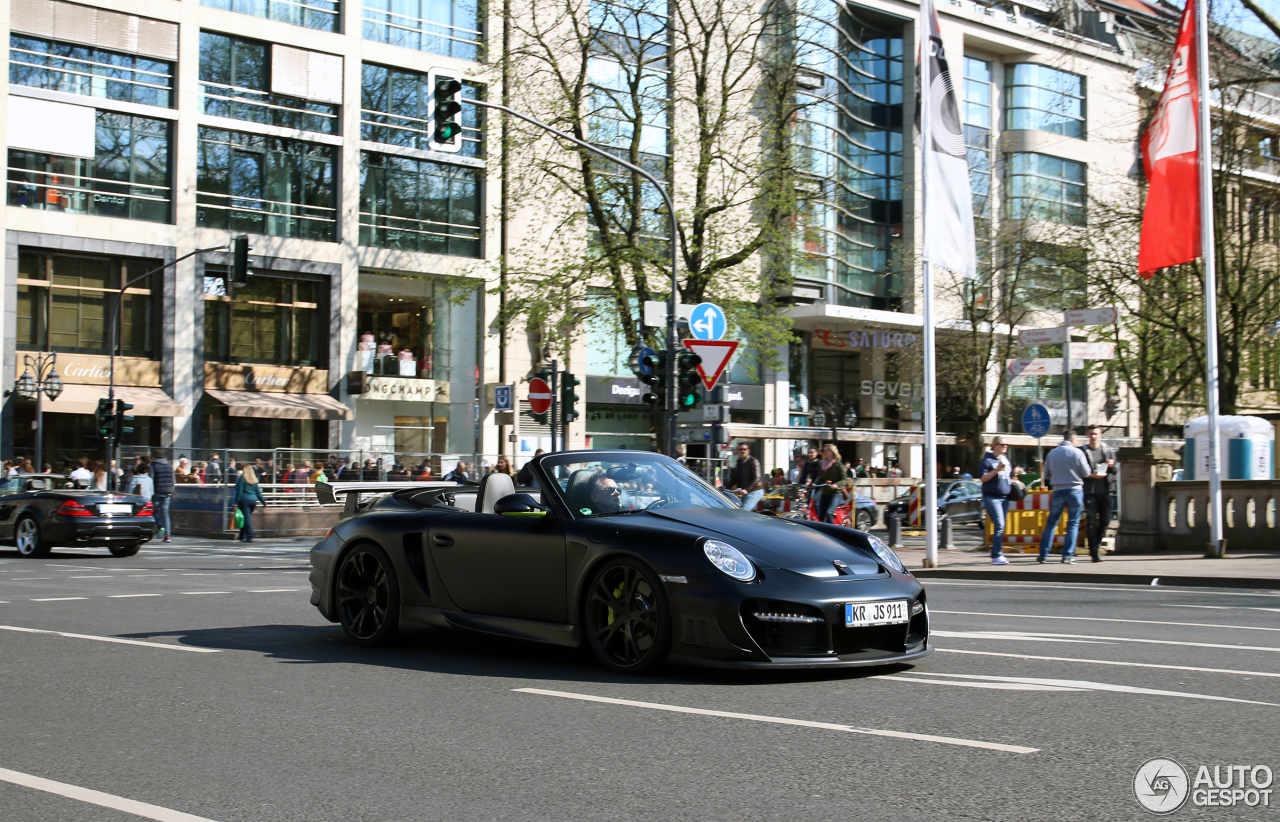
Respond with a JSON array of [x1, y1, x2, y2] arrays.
[[682, 339, 738, 390]]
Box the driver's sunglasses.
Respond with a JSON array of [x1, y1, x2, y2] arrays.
[[601, 486, 621, 496]]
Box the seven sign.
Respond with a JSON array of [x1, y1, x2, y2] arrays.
[[528, 377, 552, 415]]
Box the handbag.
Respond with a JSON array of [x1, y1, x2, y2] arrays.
[[1008, 479, 1028, 502], [232, 507, 245, 529]]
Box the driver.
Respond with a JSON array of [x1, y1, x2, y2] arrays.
[[586, 473, 624, 515]]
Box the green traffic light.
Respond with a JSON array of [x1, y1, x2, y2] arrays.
[[434, 122, 462, 141]]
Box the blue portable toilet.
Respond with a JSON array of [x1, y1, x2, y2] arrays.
[[1183, 416, 1275, 480]]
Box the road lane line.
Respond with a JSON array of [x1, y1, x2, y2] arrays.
[[180, 592, 231, 595], [232, 572, 269, 575], [896, 672, 1280, 706], [934, 609, 1280, 633], [923, 580, 1280, 598], [108, 594, 163, 598], [248, 589, 303, 593], [876, 676, 1084, 691], [933, 629, 1280, 652], [0, 625, 219, 653], [180, 574, 215, 576], [0, 765, 220, 822], [1164, 604, 1280, 614], [513, 688, 1039, 754], [128, 574, 166, 577], [12, 577, 51, 580], [937, 648, 1280, 678], [69, 575, 113, 579], [30, 597, 87, 602]]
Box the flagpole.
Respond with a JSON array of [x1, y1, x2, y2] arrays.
[[920, 1, 939, 569], [1194, 0, 1225, 557]]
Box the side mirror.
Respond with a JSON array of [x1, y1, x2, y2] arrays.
[[494, 493, 548, 518]]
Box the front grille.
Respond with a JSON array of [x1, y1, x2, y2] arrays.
[[832, 622, 910, 655], [741, 599, 829, 656]]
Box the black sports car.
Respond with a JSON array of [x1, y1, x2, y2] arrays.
[[0, 474, 156, 557], [310, 450, 930, 673]]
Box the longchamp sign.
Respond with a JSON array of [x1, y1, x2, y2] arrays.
[[361, 376, 450, 403]]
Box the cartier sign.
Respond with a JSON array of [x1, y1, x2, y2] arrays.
[[362, 376, 450, 403], [204, 363, 329, 394], [23, 352, 161, 387]]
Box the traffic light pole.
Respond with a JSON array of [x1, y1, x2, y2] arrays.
[[550, 360, 559, 454], [104, 244, 228, 490], [461, 98, 682, 456]]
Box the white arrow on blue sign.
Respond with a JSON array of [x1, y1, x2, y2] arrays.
[[689, 302, 727, 341], [1022, 403, 1052, 439]]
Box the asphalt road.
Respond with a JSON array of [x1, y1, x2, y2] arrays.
[[1, 537, 1277, 821]]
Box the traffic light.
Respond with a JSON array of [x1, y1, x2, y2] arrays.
[[95, 398, 113, 440], [676, 350, 703, 409], [560, 372, 580, 423], [639, 351, 667, 407], [114, 399, 135, 440], [230, 235, 252, 285], [430, 70, 464, 151]]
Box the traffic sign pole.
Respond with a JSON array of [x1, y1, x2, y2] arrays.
[[1063, 312, 1073, 435], [550, 360, 559, 454]]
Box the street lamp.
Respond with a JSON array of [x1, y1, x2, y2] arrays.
[[811, 394, 859, 444], [13, 353, 63, 471]]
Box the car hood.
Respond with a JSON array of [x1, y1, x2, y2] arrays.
[[646, 507, 882, 578]]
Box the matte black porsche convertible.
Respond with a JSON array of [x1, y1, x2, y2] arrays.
[[309, 450, 930, 674], [0, 474, 156, 558]]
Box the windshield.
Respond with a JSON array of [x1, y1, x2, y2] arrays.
[[539, 453, 737, 519]]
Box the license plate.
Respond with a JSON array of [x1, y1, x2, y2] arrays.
[[98, 504, 133, 515], [845, 600, 908, 627]]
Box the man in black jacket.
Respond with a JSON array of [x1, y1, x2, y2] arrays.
[[1080, 426, 1118, 563], [149, 449, 175, 543], [728, 443, 763, 511]]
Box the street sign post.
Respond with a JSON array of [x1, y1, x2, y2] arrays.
[[689, 302, 727, 341], [1068, 341, 1115, 360], [1018, 326, 1069, 346], [1007, 358, 1065, 376], [628, 344, 657, 377], [1065, 306, 1119, 327], [681, 339, 738, 390], [1022, 403, 1052, 438], [528, 378, 552, 415], [493, 384, 514, 412]]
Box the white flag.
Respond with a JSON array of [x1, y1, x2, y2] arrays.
[[920, 0, 976, 278]]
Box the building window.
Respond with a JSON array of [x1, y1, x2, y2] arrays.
[[199, 32, 340, 135], [362, 0, 481, 61], [9, 35, 174, 108], [1005, 64, 1085, 139], [8, 112, 171, 223], [17, 249, 159, 358], [1005, 152, 1086, 225], [356, 272, 458, 381], [197, 127, 337, 241], [201, 0, 340, 33], [359, 153, 481, 257], [963, 56, 993, 224], [361, 64, 484, 158], [203, 273, 327, 367], [1009, 242, 1085, 312]]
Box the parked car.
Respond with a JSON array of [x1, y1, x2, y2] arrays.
[[0, 474, 155, 557], [883, 480, 984, 525], [851, 492, 879, 530]]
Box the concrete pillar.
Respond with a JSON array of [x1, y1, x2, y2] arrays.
[[1115, 446, 1179, 554]]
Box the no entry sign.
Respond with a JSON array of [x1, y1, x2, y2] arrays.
[[528, 378, 552, 414]]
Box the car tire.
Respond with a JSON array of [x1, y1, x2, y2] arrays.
[[855, 508, 875, 531], [15, 517, 49, 558], [109, 542, 141, 558], [584, 558, 671, 675], [335, 543, 400, 646]]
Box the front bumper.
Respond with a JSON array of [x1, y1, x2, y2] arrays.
[[46, 517, 155, 546], [664, 565, 930, 668]]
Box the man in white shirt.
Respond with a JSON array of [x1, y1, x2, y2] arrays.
[[69, 458, 93, 486]]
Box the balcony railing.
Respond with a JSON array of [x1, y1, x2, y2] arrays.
[[7, 167, 170, 223]]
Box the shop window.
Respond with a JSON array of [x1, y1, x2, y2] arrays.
[[1005, 64, 1085, 139], [201, 408, 325, 451], [196, 127, 337, 241], [1004, 152, 1086, 226], [362, 0, 481, 60], [356, 271, 458, 381], [201, 0, 339, 33], [8, 111, 171, 223], [199, 32, 340, 135], [10, 35, 174, 107], [361, 64, 484, 158], [17, 249, 159, 358], [203, 273, 327, 368], [358, 153, 481, 257]]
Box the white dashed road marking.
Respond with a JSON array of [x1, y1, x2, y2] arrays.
[[932, 629, 1280, 653], [514, 688, 1039, 754], [109, 594, 163, 598], [935, 609, 1280, 633], [248, 589, 303, 593], [0, 765, 221, 822], [937, 648, 1280, 678], [889, 671, 1280, 706], [0, 625, 219, 653], [30, 597, 87, 602], [180, 592, 232, 595]]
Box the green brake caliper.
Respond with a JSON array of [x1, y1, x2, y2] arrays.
[[609, 581, 625, 625]]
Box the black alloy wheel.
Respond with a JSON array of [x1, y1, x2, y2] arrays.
[[336, 544, 401, 646], [584, 559, 671, 674], [15, 517, 49, 558], [109, 542, 141, 557]]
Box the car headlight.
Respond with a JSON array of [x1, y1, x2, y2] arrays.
[[702, 540, 755, 581], [865, 534, 905, 573]]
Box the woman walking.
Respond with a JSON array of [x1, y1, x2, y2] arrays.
[[492, 455, 513, 477], [234, 465, 267, 543], [814, 444, 847, 523]]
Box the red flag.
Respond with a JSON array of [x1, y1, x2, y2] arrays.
[[1138, 0, 1200, 277]]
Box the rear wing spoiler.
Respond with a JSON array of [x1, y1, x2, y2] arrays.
[[313, 481, 459, 506]]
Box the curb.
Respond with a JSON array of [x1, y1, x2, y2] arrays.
[[910, 569, 1280, 590]]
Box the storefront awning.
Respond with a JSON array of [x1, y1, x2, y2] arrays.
[[204, 389, 353, 421], [725, 424, 957, 445], [46, 384, 187, 417]]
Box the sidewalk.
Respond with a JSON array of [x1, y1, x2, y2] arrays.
[[874, 524, 1280, 589]]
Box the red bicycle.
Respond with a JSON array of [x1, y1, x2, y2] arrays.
[[775, 483, 853, 526]]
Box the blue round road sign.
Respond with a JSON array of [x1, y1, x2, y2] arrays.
[[1022, 403, 1052, 439], [631, 345, 657, 377], [689, 302, 727, 341]]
